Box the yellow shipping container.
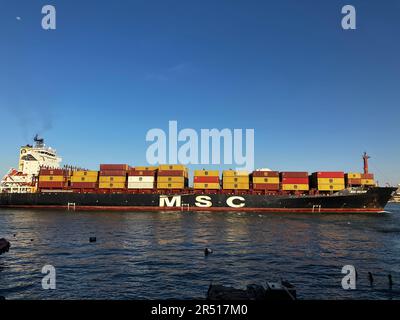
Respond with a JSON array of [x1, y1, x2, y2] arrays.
[[282, 184, 309, 191], [39, 176, 64, 182], [193, 183, 220, 189], [133, 166, 158, 171], [71, 176, 98, 183], [159, 164, 188, 171], [252, 177, 279, 184], [222, 183, 249, 190], [193, 170, 219, 177], [223, 176, 249, 183], [72, 171, 98, 177], [99, 176, 126, 183], [98, 182, 126, 189], [223, 170, 249, 177], [361, 179, 375, 185], [157, 182, 185, 189], [157, 176, 185, 183], [347, 173, 362, 179], [317, 184, 345, 191], [317, 178, 345, 184]]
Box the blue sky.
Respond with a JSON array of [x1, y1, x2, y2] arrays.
[[0, 0, 399, 185]]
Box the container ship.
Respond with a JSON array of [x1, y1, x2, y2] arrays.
[[389, 186, 400, 203], [0, 136, 396, 213]]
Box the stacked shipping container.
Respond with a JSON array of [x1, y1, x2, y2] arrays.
[[345, 173, 375, 186], [157, 164, 188, 189], [38, 168, 67, 189], [361, 173, 375, 186], [193, 170, 220, 189], [133, 166, 158, 171], [310, 172, 345, 191], [70, 170, 98, 189], [36, 163, 377, 193], [128, 167, 157, 189], [345, 172, 362, 186], [280, 172, 309, 191], [251, 170, 280, 190], [99, 164, 128, 189], [222, 170, 249, 190]]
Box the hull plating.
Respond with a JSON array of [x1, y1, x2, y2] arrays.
[[0, 187, 395, 213]]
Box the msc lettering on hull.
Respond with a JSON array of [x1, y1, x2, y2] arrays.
[[159, 195, 246, 208], [159, 195, 182, 207], [195, 195, 212, 207]]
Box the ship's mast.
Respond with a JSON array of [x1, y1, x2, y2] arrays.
[[363, 152, 370, 174]]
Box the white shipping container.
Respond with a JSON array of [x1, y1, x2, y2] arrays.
[[127, 176, 155, 183], [127, 182, 155, 189]]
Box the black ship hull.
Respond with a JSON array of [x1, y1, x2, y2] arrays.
[[0, 187, 396, 213]]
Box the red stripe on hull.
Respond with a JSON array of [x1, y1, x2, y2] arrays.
[[0, 205, 384, 213]]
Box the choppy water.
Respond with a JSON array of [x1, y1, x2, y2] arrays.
[[1, 204, 400, 300]]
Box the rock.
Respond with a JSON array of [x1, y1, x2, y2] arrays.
[[246, 284, 266, 300], [207, 281, 296, 300], [265, 281, 297, 300], [0, 238, 11, 255], [0, 238, 11, 253], [207, 285, 250, 300]]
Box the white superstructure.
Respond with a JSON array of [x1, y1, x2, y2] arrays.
[[0, 135, 62, 193], [390, 185, 400, 203]]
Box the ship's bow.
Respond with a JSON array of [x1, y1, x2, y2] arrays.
[[368, 187, 398, 209]]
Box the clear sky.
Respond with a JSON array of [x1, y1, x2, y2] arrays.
[[0, 0, 399, 185]]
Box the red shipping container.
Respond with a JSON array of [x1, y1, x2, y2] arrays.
[[253, 183, 280, 190], [99, 170, 127, 176], [361, 173, 374, 179], [157, 170, 186, 176], [100, 164, 128, 171], [281, 177, 309, 184], [128, 170, 156, 176], [70, 182, 97, 189], [316, 172, 344, 178], [38, 182, 64, 188], [280, 172, 308, 178], [39, 169, 65, 176], [347, 178, 362, 185], [194, 176, 220, 183], [252, 171, 279, 177]]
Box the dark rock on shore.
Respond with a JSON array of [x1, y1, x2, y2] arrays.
[[0, 238, 11, 255], [207, 281, 296, 300]]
